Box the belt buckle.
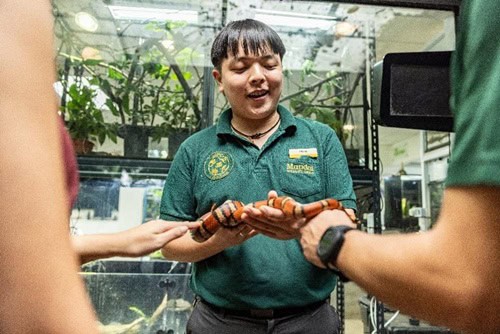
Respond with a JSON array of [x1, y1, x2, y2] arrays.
[[250, 308, 274, 318]]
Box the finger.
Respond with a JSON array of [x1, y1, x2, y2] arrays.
[[267, 190, 278, 199], [182, 221, 201, 230], [291, 218, 307, 229], [243, 206, 263, 218], [154, 220, 199, 232], [240, 224, 253, 234], [258, 207, 289, 222], [244, 209, 285, 226], [253, 228, 279, 239], [158, 226, 189, 245], [248, 222, 290, 238], [246, 230, 259, 238]]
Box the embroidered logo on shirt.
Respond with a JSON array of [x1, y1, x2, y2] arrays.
[[286, 163, 315, 175], [204, 151, 234, 180]]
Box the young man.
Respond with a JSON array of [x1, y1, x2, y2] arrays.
[[299, 2, 500, 333], [160, 19, 356, 333]]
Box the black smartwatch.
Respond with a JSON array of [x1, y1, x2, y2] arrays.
[[317, 225, 355, 282]]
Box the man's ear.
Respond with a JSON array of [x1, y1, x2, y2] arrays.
[[212, 68, 224, 93]]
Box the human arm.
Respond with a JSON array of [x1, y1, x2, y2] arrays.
[[73, 220, 200, 264], [300, 186, 500, 333], [0, 1, 98, 333], [161, 223, 256, 262]]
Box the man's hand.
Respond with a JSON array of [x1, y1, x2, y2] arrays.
[[300, 209, 357, 268], [211, 224, 258, 248], [241, 190, 306, 240]]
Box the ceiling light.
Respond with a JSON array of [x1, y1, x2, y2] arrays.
[[75, 12, 99, 32], [255, 9, 337, 30], [343, 124, 355, 131], [108, 5, 198, 23]]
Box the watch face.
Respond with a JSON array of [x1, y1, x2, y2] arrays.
[[318, 228, 336, 260]]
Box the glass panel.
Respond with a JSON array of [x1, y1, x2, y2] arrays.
[[70, 157, 170, 235], [220, 2, 455, 168], [81, 269, 193, 333], [52, 1, 454, 167], [52, 0, 222, 159], [221, 2, 371, 167]]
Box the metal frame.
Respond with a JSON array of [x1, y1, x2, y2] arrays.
[[309, 0, 460, 13]]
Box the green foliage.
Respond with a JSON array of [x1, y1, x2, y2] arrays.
[[61, 81, 117, 145], [287, 61, 348, 144], [55, 18, 203, 150]]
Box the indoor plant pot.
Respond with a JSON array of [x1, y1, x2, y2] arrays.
[[118, 125, 153, 158]]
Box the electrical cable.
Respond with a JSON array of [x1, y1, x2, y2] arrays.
[[369, 296, 401, 333]]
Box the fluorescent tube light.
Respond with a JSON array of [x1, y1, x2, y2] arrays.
[[108, 5, 198, 23], [255, 9, 336, 30]]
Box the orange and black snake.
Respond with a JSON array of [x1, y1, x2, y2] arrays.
[[191, 196, 356, 242]]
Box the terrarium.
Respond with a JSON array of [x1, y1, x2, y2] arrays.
[[82, 260, 193, 334]]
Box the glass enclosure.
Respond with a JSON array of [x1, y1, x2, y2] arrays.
[[52, 0, 454, 165], [51, 1, 457, 333], [82, 260, 193, 334]]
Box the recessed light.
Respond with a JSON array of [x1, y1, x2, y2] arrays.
[[75, 12, 99, 32], [108, 5, 198, 23]]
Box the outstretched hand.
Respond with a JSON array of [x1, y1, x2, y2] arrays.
[[119, 219, 200, 257], [241, 190, 305, 240]]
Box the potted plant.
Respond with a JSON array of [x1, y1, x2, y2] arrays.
[[55, 18, 202, 158], [85, 35, 202, 158], [59, 65, 117, 154]]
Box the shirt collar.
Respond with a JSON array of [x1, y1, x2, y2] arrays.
[[216, 104, 297, 138]]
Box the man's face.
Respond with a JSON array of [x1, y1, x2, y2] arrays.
[[212, 43, 283, 121]]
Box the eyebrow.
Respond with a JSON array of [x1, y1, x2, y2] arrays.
[[230, 54, 277, 63]]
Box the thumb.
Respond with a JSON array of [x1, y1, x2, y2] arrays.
[[268, 190, 278, 199]]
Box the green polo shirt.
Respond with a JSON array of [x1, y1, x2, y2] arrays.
[[160, 104, 356, 309], [446, 0, 500, 187]]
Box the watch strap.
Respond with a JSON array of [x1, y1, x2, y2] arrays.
[[320, 225, 355, 282]]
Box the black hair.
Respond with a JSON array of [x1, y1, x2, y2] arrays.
[[210, 19, 286, 70]]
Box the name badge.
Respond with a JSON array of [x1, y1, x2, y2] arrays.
[[289, 148, 318, 159]]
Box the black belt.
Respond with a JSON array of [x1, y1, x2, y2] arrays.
[[199, 298, 327, 319]]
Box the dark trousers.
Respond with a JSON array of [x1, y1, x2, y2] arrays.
[[186, 298, 341, 334]]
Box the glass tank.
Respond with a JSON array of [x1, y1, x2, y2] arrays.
[[82, 260, 193, 334]]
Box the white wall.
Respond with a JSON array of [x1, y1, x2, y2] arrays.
[[379, 128, 422, 177]]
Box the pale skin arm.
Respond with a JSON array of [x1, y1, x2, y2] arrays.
[[0, 1, 98, 333], [300, 186, 500, 334], [161, 223, 257, 262], [73, 220, 200, 264]]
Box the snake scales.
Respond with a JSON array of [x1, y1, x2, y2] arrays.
[[191, 196, 355, 242]]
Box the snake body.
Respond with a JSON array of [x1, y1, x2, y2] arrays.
[[191, 196, 352, 242]]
